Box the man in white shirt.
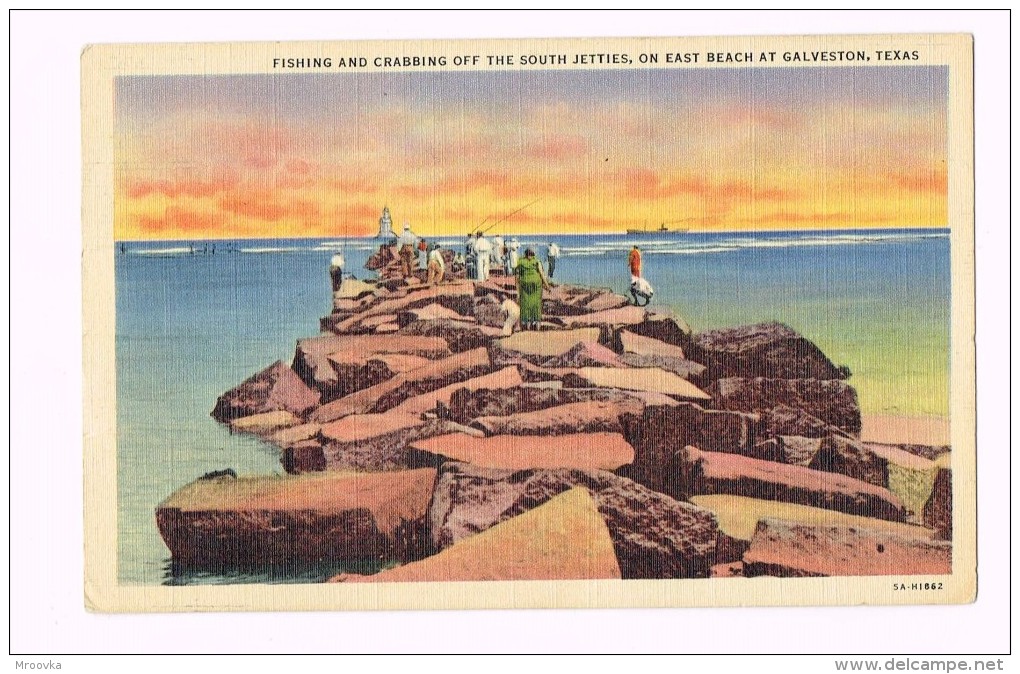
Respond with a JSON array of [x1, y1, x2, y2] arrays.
[[329, 252, 345, 291], [473, 233, 493, 280], [546, 242, 560, 279]]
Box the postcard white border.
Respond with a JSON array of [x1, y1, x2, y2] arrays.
[[10, 9, 1011, 658]]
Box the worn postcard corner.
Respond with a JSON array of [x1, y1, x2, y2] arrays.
[[82, 32, 975, 613]]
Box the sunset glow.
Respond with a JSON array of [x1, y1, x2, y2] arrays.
[[114, 67, 948, 239]]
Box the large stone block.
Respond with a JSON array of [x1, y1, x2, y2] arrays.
[[691, 494, 938, 545], [292, 334, 451, 399], [542, 341, 628, 368], [690, 322, 850, 381], [470, 400, 643, 436], [399, 318, 503, 352], [335, 488, 622, 583], [491, 327, 602, 363], [563, 367, 712, 400], [742, 519, 951, 577], [446, 385, 654, 424], [681, 447, 907, 522], [557, 305, 648, 328], [292, 416, 484, 473], [708, 377, 862, 436], [309, 347, 491, 423], [212, 361, 321, 422], [426, 462, 718, 579], [156, 469, 438, 566], [618, 403, 760, 495], [409, 431, 635, 472], [388, 366, 524, 415]]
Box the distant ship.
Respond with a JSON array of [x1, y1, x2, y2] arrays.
[[625, 222, 689, 235]]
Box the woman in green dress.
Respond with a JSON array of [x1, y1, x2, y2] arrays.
[[514, 247, 551, 330]]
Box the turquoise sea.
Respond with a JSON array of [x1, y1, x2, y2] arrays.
[[115, 228, 950, 585]]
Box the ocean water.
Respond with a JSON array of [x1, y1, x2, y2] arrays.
[[115, 228, 950, 585]]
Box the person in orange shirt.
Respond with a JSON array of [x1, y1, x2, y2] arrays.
[[629, 245, 642, 277]]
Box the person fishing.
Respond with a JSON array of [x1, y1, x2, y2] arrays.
[[514, 247, 551, 330], [629, 244, 642, 278], [630, 275, 654, 306], [473, 232, 492, 280], [426, 243, 446, 285], [546, 241, 560, 279], [329, 251, 346, 292]]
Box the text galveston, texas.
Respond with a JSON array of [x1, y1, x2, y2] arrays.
[[271, 49, 920, 70]]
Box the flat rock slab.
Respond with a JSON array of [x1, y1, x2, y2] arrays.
[[742, 519, 952, 577], [409, 431, 635, 471], [619, 330, 687, 360], [709, 377, 861, 436], [494, 327, 601, 358], [690, 494, 937, 543], [470, 400, 643, 436], [683, 447, 907, 522], [616, 353, 707, 383], [212, 360, 321, 422], [333, 283, 476, 332], [293, 334, 451, 394], [397, 303, 472, 327], [319, 412, 426, 444], [335, 488, 621, 583], [156, 469, 438, 565], [399, 318, 504, 352], [865, 443, 937, 471], [558, 305, 647, 328], [543, 341, 627, 368], [310, 347, 492, 422], [228, 410, 302, 436], [447, 385, 668, 424], [691, 321, 848, 381], [268, 422, 322, 448], [388, 366, 524, 415], [428, 462, 718, 579], [564, 367, 711, 400], [585, 292, 631, 312]]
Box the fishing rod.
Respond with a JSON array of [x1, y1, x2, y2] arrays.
[[477, 198, 541, 236], [469, 215, 492, 237]]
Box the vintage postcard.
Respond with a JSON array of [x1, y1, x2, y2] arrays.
[[83, 33, 975, 612]]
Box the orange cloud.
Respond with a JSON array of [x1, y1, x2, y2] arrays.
[[123, 174, 238, 199], [889, 170, 948, 193], [136, 205, 220, 233], [218, 189, 320, 222]]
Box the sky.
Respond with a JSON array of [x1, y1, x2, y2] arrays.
[[114, 66, 948, 240]]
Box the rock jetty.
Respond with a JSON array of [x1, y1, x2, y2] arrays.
[[157, 254, 952, 582]]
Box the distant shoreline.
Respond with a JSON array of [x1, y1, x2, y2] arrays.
[[113, 226, 952, 244]]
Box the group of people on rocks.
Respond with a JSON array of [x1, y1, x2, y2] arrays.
[[392, 223, 447, 285], [332, 226, 654, 332]]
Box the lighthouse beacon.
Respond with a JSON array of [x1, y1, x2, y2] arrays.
[[376, 206, 396, 239]]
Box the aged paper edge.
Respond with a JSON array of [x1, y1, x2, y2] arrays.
[[81, 32, 976, 613]]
